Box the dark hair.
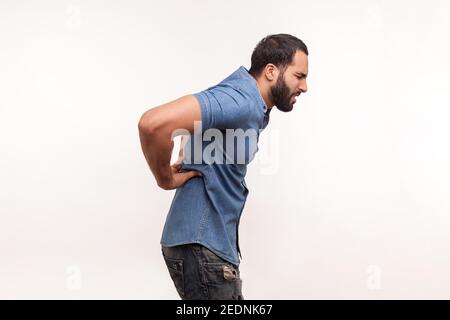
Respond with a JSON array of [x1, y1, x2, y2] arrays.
[[249, 34, 308, 77]]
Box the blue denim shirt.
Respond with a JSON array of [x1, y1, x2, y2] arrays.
[[160, 66, 271, 265]]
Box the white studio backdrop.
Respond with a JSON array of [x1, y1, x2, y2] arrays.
[[0, 0, 449, 299]]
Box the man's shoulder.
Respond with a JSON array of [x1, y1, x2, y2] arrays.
[[200, 79, 254, 109]]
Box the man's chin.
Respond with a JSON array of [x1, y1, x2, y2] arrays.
[[276, 104, 294, 112]]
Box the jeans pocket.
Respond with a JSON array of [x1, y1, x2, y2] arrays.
[[204, 263, 240, 282], [203, 262, 242, 300], [163, 257, 185, 298]]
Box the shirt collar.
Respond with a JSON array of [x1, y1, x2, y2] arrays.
[[237, 66, 268, 114]]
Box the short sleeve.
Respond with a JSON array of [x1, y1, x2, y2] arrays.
[[193, 85, 251, 132]]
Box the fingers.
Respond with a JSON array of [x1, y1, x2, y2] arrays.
[[173, 170, 202, 188], [182, 170, 202, 180], [165, 169, 202, 190]]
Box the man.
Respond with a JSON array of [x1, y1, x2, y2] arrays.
[[138, 34, 308, 300]]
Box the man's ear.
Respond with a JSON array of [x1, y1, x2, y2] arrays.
[[264, 64, 277, 81]]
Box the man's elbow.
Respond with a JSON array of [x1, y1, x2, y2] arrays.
[[138, 109, 159, 136]]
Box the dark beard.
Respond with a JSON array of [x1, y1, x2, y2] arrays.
[[270, 71, 294, 112]]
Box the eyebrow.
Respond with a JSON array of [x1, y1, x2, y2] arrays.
[[295, 72, 308, 77]]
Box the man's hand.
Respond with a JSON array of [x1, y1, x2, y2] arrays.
[[158, 163, 202, 190], [158, 136, 202, 190]]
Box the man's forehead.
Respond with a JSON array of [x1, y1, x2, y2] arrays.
[[289, 50, 308, 72]]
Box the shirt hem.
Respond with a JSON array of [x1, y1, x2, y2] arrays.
[[160, 240, 240, 266]]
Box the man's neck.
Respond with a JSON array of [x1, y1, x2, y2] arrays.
[[250, 74, 274, 109]]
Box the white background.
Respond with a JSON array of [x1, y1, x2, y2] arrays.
[[1, 0, 450, 299]]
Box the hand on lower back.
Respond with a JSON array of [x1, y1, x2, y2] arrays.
[[158, 163, 202, 190]]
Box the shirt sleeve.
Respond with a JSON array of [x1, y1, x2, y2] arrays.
[[193, 85, 250, 132]]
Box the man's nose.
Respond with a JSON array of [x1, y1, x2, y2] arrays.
[[300, 80, 308, 93]]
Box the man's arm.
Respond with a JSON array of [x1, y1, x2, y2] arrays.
[[138, 95, 202, 190]]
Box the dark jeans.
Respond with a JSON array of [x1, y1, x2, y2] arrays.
[[161, 243, 244, 300]]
